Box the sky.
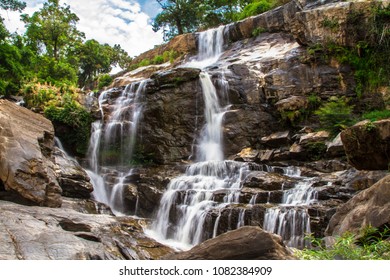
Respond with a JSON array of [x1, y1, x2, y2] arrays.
[[0, 0, 164, 57]]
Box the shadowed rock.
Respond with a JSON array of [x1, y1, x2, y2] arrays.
[[163, 226, 295, 260]]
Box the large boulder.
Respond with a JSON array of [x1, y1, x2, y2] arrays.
[[0, 200, 173, 260], [326, 175, 390, 237], [54, 148, 93, 199], [341, 119, 390, 170], [0, 100, 61, 207], [163, 226, 295, 260]]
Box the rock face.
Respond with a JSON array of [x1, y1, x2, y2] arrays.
[[326, 175, 390, 237], [0, 100, 62, 207], [341, 119, 390, 170], [163, 226, 295, 260], [0, 200, 173, 260], [54, 148, 93, 199]]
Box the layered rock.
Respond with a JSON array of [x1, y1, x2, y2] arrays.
[[0, 100, 62, 207], [341, 119, 390, 170], [54, 148, 93, 199], [163, 226, 295, 260], [326, 175, 390, 237], [0, 200, 172, 260]]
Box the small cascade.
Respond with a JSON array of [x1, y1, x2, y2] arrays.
[[263, 167, 318, 248], [85, 80, 149, 215]]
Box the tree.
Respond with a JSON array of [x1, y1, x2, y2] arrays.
[[152, 0, 254, 40], [22, 0, 84, 60], [77, 40, 131, 85], [0, 0, 26, 11], [0, 0, 26, 41], [153, 0, 204, 41]]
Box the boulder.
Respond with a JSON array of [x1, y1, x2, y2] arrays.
[[0, 200, 173, 260], [299, 131, 330, 145], [163, 226, 295, 260], [326, 175, 390, 237], [326, 133, 345, 157], [242, 171, 296, 191], [341, 119, 390, 170], [54, 148, 93, 199], [275, 96, 308, 112], [261, 131, 291, 148], [131, 33, 196, 65], [0, 100, 62, 207]]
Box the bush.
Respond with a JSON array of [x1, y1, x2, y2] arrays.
[[44, 101, 92, 155], [295, 226, 390, 260], [98, 74, 113, 89], [152, 55, 164, 65], [237, 0, 273, 20], [315, 97, 354, 135], [362, 110, 390, 121]]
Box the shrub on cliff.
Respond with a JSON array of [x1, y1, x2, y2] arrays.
[[21, 81, 92, 155], [315, 97, 354, 136]]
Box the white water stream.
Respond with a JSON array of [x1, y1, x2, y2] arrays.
[[86, 81, 148, 215]]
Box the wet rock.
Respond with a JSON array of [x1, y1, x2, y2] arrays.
[[345, 170, 389, 191], [150, 67, 201, 89], [341, 119, 390, 170], [289, 143, 306, 160], [326, 133, 345, 157], [234, 148, 259, 162], [326, 175, 390, 237], [0, 100, 62, 207], [275, 96, 308, 112], [261, 131, 291, 148], [305, 160, 348, 173], [54, 148, 93, 199], [299, 131, 330, 146], [0, 200, 173, 260], [242, 171, 296, 191], [163, 226, 296, 260]]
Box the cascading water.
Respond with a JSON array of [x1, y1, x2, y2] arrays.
[[86, 80, 148, 215], [149, 26, 253, 249], [263, 168, 318, 248]]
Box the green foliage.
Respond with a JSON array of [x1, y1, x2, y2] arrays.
[[307, 93, 321, 111], [139, 58, 151, 67], [34, 56, 78, 85], [305, 142, 327, 161], [22, 0, 85, 60], [45, 101, 92, 155], [152, 0, 287, 40], [0, 0, 26, 11], [152, 55, 164, 65], [0, 42, 25, 95], [252, 27, 266, 37], [237, 0, 273, 20], [295, 226, 390, 260], [307, 6, 390, 97], [97, 74, 113, 90], [321, 17, 339, 30], [315, 97, 354, 135], [362, 110, 390, 122]]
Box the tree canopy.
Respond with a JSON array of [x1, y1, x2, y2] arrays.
[[152, 0, 275, 41]]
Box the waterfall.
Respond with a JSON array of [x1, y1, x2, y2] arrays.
[[149, 26, 254, 249], [86, 80, 148, 215], [263, 168, 317, 248]]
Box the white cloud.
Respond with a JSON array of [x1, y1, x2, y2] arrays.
[[0, 0, 163, 57]]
